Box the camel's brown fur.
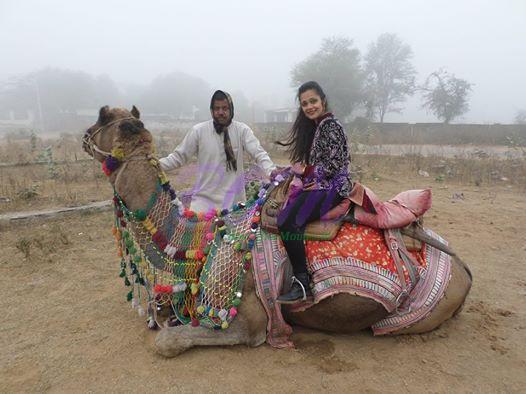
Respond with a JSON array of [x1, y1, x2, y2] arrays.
[[84, 106, 472, 357]]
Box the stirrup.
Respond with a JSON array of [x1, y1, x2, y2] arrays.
[[276, 276, 311, 304], [291, 276, 308, 301]]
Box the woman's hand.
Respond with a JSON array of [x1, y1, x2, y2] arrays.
[[288, 176, 303, 198]]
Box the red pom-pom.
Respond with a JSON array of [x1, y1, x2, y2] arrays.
[[151, 232, 167, 251], [191, 317, 200, 327], [183, 209, 195, 219], [196, 250, 204, 260], [154, 284, 163, 293], [101, 161, 112, 176]]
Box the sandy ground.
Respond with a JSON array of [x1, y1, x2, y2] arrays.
[[1, 175, 525, 393]]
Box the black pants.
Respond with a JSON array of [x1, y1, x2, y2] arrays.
[[277, 189, 342, 276]]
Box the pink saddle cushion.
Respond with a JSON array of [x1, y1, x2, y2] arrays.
[[354, 187, 432, 229]]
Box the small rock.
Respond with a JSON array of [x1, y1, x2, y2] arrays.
[[418, 170, 430, 177]]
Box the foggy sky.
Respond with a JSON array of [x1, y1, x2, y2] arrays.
[[1, 0, 525, 123]]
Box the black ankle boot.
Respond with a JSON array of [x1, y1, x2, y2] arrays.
[[276, 273, 312, 304]]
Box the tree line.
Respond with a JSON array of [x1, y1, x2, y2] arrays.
[[292, 34, 475, 124], [1, 33, 525, 126]]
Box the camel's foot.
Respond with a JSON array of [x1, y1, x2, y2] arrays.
[[155, 325, 195, 357], [154, 317, 266, 358]]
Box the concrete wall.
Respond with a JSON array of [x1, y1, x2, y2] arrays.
[[253, 122, 526, 146]]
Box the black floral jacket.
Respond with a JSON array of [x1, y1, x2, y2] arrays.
[[304, 113, 352, 197]]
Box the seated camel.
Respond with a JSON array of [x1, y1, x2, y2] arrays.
[[82, 106, 472, 357]]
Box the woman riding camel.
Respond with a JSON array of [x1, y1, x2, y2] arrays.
[[276, 81, 353, 304]]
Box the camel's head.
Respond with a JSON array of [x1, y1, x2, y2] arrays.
[[82, 105, 152, 163]]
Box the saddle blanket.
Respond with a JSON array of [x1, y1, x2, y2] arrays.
[[252, 225, 451, 346]]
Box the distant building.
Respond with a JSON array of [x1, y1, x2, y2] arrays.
[[264, 108, 296, 123], [0, 109, 34, 133]]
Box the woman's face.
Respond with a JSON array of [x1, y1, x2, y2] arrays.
[[300, 89, 325, 120]]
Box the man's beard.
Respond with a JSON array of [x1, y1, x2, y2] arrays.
[[214, 115, 229, 125]]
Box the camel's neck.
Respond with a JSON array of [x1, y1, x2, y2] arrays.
[[112, 159, 161, 212]]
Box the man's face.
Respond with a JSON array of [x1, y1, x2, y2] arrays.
[[212, 99, 231, 125]]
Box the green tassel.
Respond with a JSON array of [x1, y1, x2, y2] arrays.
[[124, 277, 131, 286], [133, 255, 142, 263], [126, 290, 133, 302], [134, 209, 147, 221], [119, 269, 126, 278], [128, 246, 137, 255]]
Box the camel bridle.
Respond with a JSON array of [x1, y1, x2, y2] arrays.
[[82, 116, 136, 158]]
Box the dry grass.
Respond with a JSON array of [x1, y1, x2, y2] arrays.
[[1, 129, 525, 214], [1, 172, 525, 392]]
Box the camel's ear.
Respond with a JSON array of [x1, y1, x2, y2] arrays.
[[98, 105, 111, 124], [131, 105, 140, 119]]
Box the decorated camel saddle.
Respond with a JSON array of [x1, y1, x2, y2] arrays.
[[82, 106, 472, 356], [260, 169, 432, 239]]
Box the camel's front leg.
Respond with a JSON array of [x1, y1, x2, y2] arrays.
[[155, 280, 267, 357], [155, 316, 252, 357]]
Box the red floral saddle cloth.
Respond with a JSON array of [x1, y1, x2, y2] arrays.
[[289, 222, 427, 313]]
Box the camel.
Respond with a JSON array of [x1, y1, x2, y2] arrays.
[[82, 106, 472, 357]]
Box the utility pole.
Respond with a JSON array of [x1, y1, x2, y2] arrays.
[[33, 78, 44, 133]]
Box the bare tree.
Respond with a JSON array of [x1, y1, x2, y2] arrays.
[[364, 33, 416, 123], [514, 109, 526, 124], [421, 69, 472, 124], [0, 68, 121, 130], [291, 37, 363, 119]]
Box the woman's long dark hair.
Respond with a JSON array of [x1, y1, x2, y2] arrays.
[[276, 81, 328, 164]]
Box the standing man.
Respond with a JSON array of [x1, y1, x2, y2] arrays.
[[160, 90, 275, 212]]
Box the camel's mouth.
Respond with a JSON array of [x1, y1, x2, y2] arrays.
[[82, 125, 98, 157]]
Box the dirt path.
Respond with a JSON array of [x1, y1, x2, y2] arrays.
[[1, 176, 525, 393]]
